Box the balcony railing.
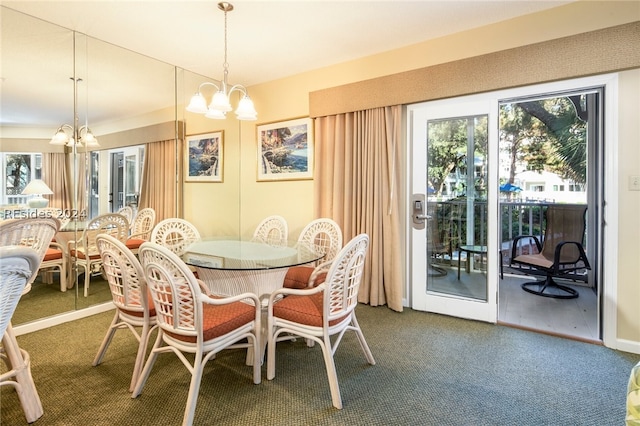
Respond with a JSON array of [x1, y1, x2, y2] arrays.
[[428, 200, 576, 268]]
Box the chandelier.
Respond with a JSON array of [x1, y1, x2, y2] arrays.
[[186, 2, 257, 121], [50, 124, 99, 148], [50, 77, 99, 148]]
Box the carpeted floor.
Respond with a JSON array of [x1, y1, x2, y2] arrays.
[[1, 304, 638, 425]]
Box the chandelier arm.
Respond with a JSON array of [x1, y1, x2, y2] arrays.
[[227, 84, 248, 97], [186, 2, 256, 121], [197, 81, 222, 93]]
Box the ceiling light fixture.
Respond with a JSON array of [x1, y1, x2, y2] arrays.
[[186, 2, 257, 121], [50, 123, 99, 148], [49, 77, 99, 148]]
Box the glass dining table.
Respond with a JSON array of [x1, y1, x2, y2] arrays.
[[181, 237, 325, 305]]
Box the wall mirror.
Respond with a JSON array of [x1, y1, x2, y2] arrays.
[[0, 7, 236, 328]]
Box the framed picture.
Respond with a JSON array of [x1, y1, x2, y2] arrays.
[[185, 131, 223, 182], [257, 117, 313, 181]]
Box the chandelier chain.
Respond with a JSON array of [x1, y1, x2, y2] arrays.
[[223, 6, 229, 77]]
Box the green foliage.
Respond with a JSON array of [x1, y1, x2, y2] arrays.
[[500, 95, 588, 184], [427, 116, 488, 199]]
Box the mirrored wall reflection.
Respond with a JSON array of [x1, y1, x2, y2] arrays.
[[1, 7, 183, 325]]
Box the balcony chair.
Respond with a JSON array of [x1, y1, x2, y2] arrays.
[[94, 234, 157, 392], [69, 213, 129, 297], [125, 207, 156, 255], [267, 234, 376, 409], [426, 211, 449, 277], [252, 215, 288, 247], [509, 204, 590, 299], [150, 218, 200, 256], [283, 218, 342, 289], [0, 246, 44, 423], [133, 242, 261, 426]]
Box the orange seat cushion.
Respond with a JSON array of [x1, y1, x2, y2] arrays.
[[125, 238, 145, 250], [165, 300, 255, 343], [272, 292, 347, 327], [43, 247, 63, 261], [283, 266, 327, 289], [69, 250, 101, 260]]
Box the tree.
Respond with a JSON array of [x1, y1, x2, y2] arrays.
[[508, 95, 588, 183], [427, 116, 487, 199], [5, 154, 31, 195]]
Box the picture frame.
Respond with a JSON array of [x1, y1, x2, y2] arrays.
[[185, 131, 223, 182], [257, 117, 313, 181]]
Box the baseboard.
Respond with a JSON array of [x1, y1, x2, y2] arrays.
[[12, 302, 115, 336], [615, 338, 640, 355]]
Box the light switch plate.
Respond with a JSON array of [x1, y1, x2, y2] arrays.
[[630, 175, 640, 191]]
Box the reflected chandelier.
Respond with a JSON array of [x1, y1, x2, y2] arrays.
[[50, 124, 99, 148], [50, 77, 99, 148], [186, 2, 257, 121]]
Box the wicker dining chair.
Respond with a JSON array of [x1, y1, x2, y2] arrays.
[[267, 234, 376, 409], [125, 207, 156, 255], [0, 217, 60, 293], [0, 246, 44, 423], [150, 218, 200, 256], [133, 242, 261, 426], [252, 215, 288, 247], [283, 218, 342, 289], [94, 234, 157, 392], [69, 213, 129, 297], [0, 246, 39, 336], [117, 206, 135, 227]]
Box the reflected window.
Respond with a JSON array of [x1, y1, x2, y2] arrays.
[[88, 145, 144, 217], [1, 153, 42, 205]]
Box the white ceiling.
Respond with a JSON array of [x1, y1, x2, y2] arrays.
[[1, 0, 572, 130]]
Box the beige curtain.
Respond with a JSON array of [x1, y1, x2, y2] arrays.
[[138, 139, 180, 222], [42, 152, 86, 215], [41, 153, 70, 210], [314, 106, 403, 312]]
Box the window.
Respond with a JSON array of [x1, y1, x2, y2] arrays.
[[2, 153, 42, 205]]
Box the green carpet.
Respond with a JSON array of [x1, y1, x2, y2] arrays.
[[11, 274, 113, 326], [1, 305, 638, 425]]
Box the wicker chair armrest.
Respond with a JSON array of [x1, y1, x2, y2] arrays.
[[307, 260, 332, 287], [128, 231, 150, 241], [201, 291, 261, 308], [49, 240, 67, 255]]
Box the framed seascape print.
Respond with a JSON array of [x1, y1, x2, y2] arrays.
[[257, 117, 313, 181], [185, 131, 223, 182]]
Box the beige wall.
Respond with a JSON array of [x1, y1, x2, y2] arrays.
[[616, 69, 640, 344], [183, 2, 640, 346]]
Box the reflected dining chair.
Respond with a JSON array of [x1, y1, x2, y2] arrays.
[[150, 218, 200, 256], [133, 242, 261, 426], [94, 234, 157, 392], [252, 215, 288, 247], [117, 205, 135, 227], [267, 234, 376, 409], [125, 207, 156, 255], [0, 246, 44, 423], [69, 213, 129, 297], [0, 217, 60, 293], [283, 218, 342, 289]]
